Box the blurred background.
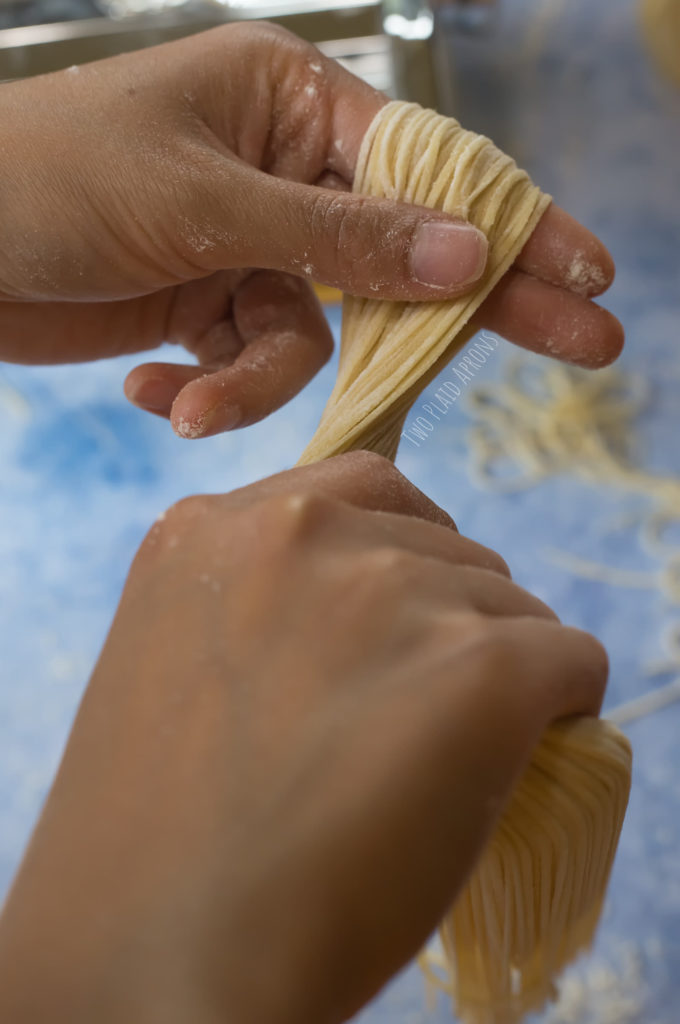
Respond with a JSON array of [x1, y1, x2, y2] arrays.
[[0, 1, 679, 1021]]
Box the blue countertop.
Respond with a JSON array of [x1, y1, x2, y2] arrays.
[[1, 0, 679, 1020]]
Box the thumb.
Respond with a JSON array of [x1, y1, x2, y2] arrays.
[[191, 161, 488, 302]]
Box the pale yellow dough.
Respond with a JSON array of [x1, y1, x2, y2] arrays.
[[298, 100, 551, 464], [297, 101, 633, 1023], [427, 718, 632, 1023]]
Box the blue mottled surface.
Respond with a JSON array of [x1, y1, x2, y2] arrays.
[[1, 0, 679, 1020]]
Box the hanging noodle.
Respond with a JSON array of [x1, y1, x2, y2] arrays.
[[427, 719, 631, 1024], [297, 101, 632, 1023]]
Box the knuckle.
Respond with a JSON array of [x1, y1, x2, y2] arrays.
[[211, 20, 291, 50], [243, 20, 297, 45], [453, 536, 512, 578], [361, 545, 418, 581], [568, 626, 609, 677], [333, 451, 439, 519], [481, 548, 512, 578], [337, 449, 399, 481], [254, 490, 339, 548], [308, 194, 374, 289], [135, 494, 215, 563], [430, 607, 490, 646], [164, 494, 214, 527]]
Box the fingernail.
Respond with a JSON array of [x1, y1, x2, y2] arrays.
[[174, 410, 213, 439], [173, 403, 241, 439], [127, 377, 178, 413], [410, 221, 488, 290]]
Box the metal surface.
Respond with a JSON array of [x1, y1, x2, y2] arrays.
[[0, 2, 378, 71], [0, 0, 447, 109]]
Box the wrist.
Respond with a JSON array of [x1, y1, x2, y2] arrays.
[[0, 859, 318, 1024]]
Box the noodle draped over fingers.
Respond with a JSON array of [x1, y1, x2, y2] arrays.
[[298, 100, 551, 464]]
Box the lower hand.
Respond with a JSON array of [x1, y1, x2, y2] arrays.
[[0, 454, 608, 1024]]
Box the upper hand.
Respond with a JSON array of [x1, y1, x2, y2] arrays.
[[0, 454, 608, 1024], [0, 23, 623, 437]]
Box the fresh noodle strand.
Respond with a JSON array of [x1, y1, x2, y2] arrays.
[[295, 101, 632, 1023], [297, 101, 550, 464]]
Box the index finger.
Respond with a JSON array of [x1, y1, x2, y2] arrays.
[[325, 63, 616, 300]]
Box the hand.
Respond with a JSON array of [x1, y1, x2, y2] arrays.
[[0, 24, 622, 439], [0, 453, 608, 1024]]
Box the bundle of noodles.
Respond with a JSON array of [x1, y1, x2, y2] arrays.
[[298, 101, 632, 1022], [420, 719, 631, 1022]]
